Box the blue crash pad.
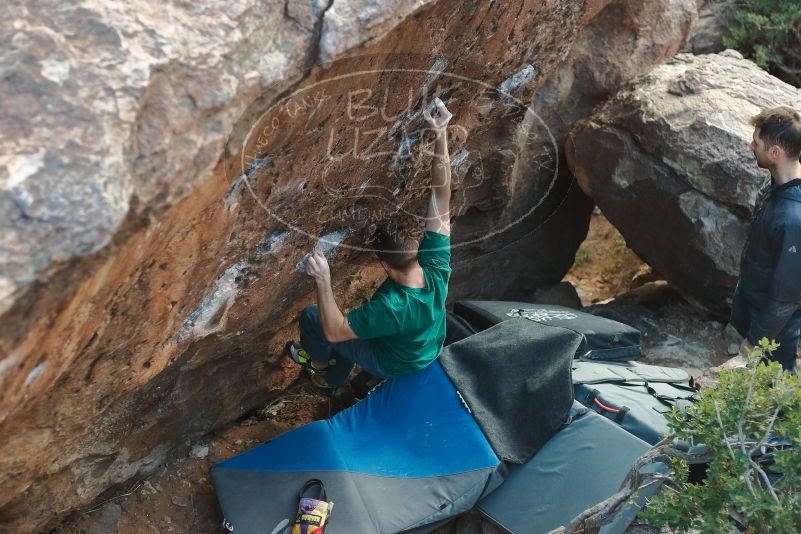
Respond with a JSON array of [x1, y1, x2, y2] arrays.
[[213, 361, 502, 533]]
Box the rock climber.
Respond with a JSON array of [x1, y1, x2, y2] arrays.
[[286, 97, 454, 390]]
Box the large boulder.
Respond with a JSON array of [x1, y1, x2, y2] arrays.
[[566, 50, 801, 315], [0, 0, 696, 531], [448, 0, 697, 300]]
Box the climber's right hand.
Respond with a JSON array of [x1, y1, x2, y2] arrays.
[[304, 250, 331, 285]]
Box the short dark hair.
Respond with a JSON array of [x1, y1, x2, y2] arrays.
[[749, 106, 801, 160], [374, 226, 418, 271]]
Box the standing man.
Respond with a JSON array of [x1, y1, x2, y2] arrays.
[[730, 106, 801, 373], [285, 97, 454, 390]]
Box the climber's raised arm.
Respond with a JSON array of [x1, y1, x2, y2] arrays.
[[423, 97, 453, 236]]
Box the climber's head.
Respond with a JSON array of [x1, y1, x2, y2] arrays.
[[749, 106, 801, 169], [373, 225, 419, 277]]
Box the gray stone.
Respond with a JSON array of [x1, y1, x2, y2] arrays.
[[170, 495, 190, 508], [724, 322, 744, 345], [319, 0, 437, 68], [189, 444, 209, 459], [85, 502, 122, 534], [534, 281, 584, 309], [588, 296, 730, 377], [567, 51, 801, 315], [683, 0, 731, 54], [0, 0, 301, 317]]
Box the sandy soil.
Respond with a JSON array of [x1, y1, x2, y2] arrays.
[[53, 382, 336, 534], [564, 208, 651, 306]]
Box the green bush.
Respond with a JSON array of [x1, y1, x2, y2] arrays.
[[641, 338, 801, 533], [714, 0, 801, 86]]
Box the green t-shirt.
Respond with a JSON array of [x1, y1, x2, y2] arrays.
[[347, 231, 451, 375]]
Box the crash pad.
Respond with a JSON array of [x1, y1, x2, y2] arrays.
[[478, 405, 652, 534], [212, 361, 502, 533], [453, 301, 642, 360]]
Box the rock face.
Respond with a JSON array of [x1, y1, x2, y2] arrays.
[[566, 50, 801, 316], [683, 0, 729, 54], [448, 0, 697, 300], [0, 1, 696, 531]]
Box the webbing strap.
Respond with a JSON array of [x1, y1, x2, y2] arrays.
[[643, 381, 698, 409], [572, 361, 690, 385], [299, 479, 327, 501], [559, 406, 590, 429], [612, 381, 698, 409]]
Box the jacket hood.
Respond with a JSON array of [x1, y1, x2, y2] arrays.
[[772, 179, 801, 203]]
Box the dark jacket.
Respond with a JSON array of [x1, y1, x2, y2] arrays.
[[737, 178, 801, 344]]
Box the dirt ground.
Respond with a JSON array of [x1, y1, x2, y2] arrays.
[[53, 383, 334, 534], [53, 211, 739, 534], [564, 208, 652, 306]]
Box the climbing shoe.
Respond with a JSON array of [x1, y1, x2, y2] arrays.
[[285, 341, 335, 373], [308, 371, 337, 394]]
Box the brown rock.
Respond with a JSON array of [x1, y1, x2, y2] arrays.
[[617, 280, 678, 309], [0, 1, 695, 531], [448, 0, 697, 301], [630, 264, 659, 289], [694, 354, 748, 389]]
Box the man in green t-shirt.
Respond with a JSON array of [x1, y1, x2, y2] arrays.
[[286, 97, 454, 389]]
